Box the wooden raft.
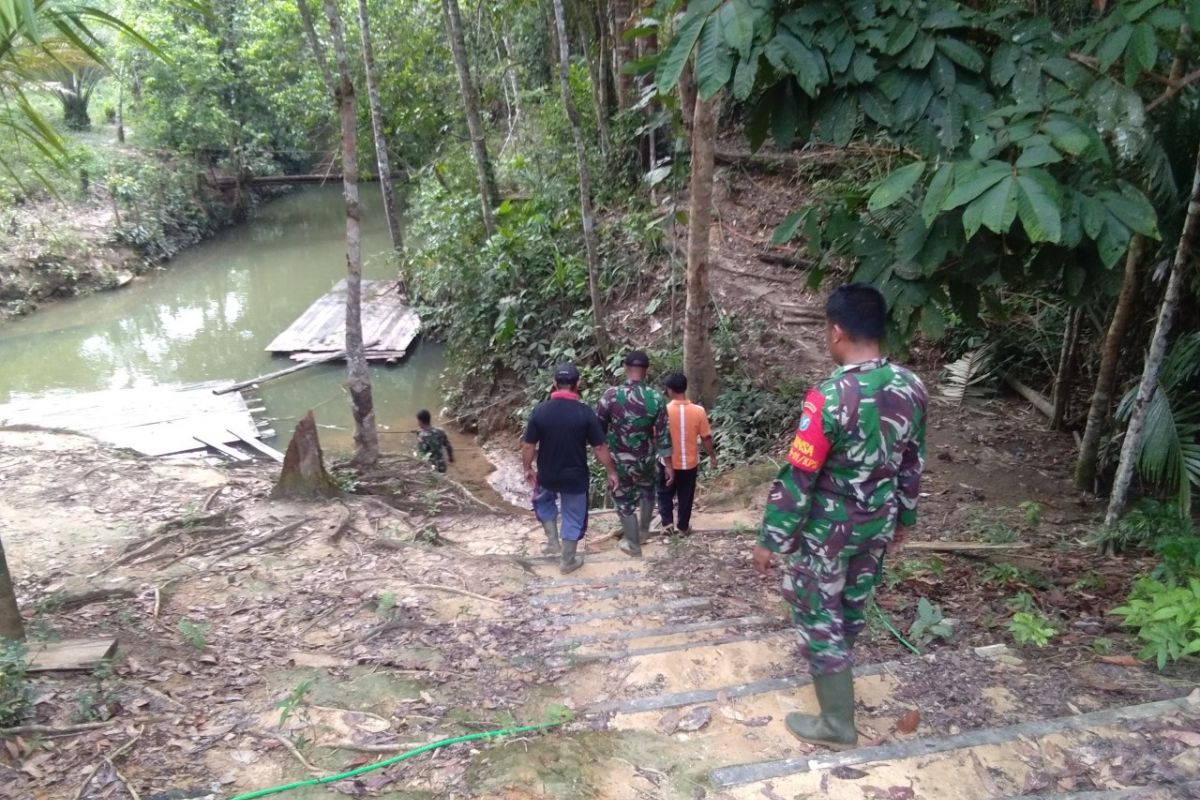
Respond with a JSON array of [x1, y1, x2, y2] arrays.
[[0, 382, 279, 459], [265, 279, 421, 362]]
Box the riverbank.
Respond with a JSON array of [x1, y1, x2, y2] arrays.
[[0, 135, 256, 321]]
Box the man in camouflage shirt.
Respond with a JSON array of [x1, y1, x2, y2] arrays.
[[597, 350, 674, 556], [416, 409, 454, 473], [753, 284, 927, 749]]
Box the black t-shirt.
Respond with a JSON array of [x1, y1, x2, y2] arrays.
[[523, 396, 605, 494]]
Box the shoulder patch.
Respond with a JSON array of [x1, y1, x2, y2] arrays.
[[787, 388, 832, 473]]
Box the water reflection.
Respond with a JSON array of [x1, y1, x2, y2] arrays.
[[0, 186, 446, 451]]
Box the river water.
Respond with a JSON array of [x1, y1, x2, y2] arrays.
[[0, 186, 448, 453]]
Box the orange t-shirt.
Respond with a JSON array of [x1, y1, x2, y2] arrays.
[[667, 399, 711, 470]]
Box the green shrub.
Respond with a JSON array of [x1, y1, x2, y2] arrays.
[[0, 641, 30, 726], [1088, 499, 1192, 554], [908, 597, 954, 645], [1111, 577, 1200, 669], [1008, 611, 1056, 647], [708, 378, 809, 465]]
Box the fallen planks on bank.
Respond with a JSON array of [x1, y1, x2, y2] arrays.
[[709, 692, 1200, 788]]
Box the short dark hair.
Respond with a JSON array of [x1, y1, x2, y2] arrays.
[[826, 283, 887, 341], [664, 372, 688, 394], [554, 376, 579, 390], [416, 409, 432, 425]]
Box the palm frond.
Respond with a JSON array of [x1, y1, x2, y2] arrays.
[[940, 342, 999, 406]]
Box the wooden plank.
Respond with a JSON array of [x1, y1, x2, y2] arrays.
[[228, 429, 285, 462], [27, 638, 118, 672], [553, 597, 711, 625], [193, 435, 252, 462], [553, 615, 772, 649], [587, 661, 897, 716], [214, 351, 347, 394], [709, 693, 1199, 788], [266, 280, 420, 358]]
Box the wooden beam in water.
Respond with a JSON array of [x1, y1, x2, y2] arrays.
[[214, 350, 348, 395], [228, 429, 285, 462]]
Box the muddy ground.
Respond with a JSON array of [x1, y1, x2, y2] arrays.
[[1, 387, 1197, 800]]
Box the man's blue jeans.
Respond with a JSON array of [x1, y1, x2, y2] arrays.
[[532, 486, 589, 542]]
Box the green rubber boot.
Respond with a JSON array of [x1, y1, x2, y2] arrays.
[[785, 670, 858, 749], [617, 515, 642, 557], [560, 539, 584, 574], [638, 495, 654, 544], [541, 520, 561, 556]]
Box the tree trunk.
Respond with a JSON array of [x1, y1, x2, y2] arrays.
[[271, 411, 341, 499], [613, 0, 633, 108], [1051, 306, 1083, 430], [116, 73, 125, 144], [441, 0, 499, 236], [355, 0, 403, 254], [684, 93, 721, 407], [574, 0, 611, 158], [322, 0, 380, 469], [0, 536, 24, 642], [1104, 139, 1200, 526], [552, 0, 609, 357], [295, 0, 336, 98], [1075, 235, 1143, 491]]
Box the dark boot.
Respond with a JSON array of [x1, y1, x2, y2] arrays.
[[638, 495, 654, 544], [560, 539, 584, 574], [617, 515, 642, 557], [541, 520, 561, 556], [785, 669, 858, 749]]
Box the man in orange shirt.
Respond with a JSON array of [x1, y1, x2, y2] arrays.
[[658, 373, 718, 535]]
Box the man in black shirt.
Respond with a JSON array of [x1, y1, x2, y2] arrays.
[[522, 363, 619, 574]]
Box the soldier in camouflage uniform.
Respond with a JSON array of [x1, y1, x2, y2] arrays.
[[416, 409, 454, 473], [754, 284, 927, 749], [596, 350, 674, 557]]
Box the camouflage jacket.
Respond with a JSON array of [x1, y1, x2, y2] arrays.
[[596, 380, 672, 463], [418, 427, 453, 466], [758, 358, 927, 560]]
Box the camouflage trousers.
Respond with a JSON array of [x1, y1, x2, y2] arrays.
[[611, 455, 656, 516], [782, 542, 885, 675]]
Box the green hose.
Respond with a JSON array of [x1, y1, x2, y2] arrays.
[[871, 598, 922, 655], [227, 721, 564, 800]]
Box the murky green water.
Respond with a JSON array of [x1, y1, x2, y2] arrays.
[[0, 186, 447, 452]]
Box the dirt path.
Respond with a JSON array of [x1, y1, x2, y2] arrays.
[[1, 429, 1196, 799]]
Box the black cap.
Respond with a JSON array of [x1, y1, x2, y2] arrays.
[[553, 362, 580, 383], [623, 350, 650, 368]]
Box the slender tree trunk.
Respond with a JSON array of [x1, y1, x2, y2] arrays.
[[501, 31, 521, 124], [0, 537, 23, 642], [1051, 306, 1083, 430], [322, 0, 379, 468], [574, 0, 611, 158], [1075, 235, 1144, 491], [441, 0, 499, 236], [613, 0, 633, 108], [116, 71, 125, 144], [1104, 139, 1200, 527], [684, 93, 721, 407], [552, 0, 609, 357], [356, 0, 402, 253], [296, 0, 336, 97]]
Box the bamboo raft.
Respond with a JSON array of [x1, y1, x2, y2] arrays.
[[264, 279, 421, 362], [0, 382, 280, 461]]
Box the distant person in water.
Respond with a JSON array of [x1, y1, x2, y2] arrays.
[[416, 409, 454, 472]]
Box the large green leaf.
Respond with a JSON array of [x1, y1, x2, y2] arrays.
[[1041, 116, 1091, 156], [921, 163, 955, 226], [867, 162, 926, 211], [1102, 183, 1161, 238], [884, 19, 918, 55], [1096, 24, 1134, 71], [1015, 143, 1062, 168], [771, 210, 806, 245], [764, 31, 828, 96], [720, 0, 756, 59], [1080, 194, 1106, 240], [936, 38, 984, 72], [655, 7, 711, 93], [1130, 23, 1158, 73], [695, 16, 733, 99], [962, 175, 1018, 238], [942, 161, 1011, 210], [732, 52, 758, 100], [1016, 171, 1063, 243], [1096, 214, 1132, 268]]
